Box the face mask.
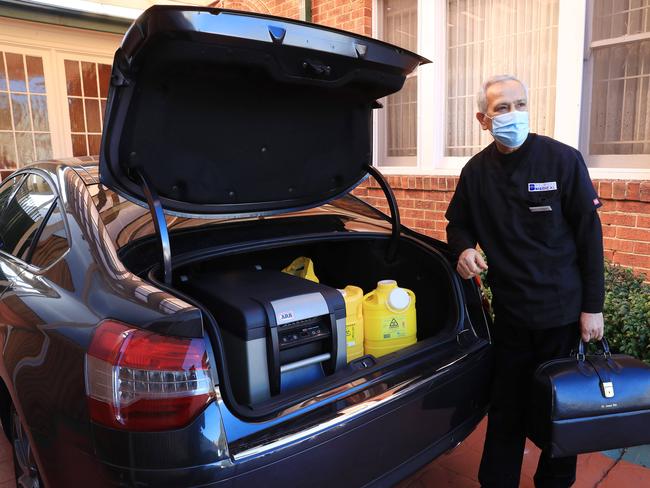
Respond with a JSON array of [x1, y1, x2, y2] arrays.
[[485, 110, 529, 148]]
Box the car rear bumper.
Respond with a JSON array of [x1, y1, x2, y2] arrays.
[[83, 344, 492, 488]]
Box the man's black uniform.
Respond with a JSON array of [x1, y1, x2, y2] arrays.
[[445, 133, 605, 488]]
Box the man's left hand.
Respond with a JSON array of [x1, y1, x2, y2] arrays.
[[580, 312, 604, 342]]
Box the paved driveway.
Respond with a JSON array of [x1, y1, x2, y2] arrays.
[[398, 419, 650, 487]]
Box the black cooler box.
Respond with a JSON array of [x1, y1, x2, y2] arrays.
[[181, 269, 347, 405]]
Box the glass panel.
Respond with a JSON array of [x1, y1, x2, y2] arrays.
[[15, 132, 34, 165], [11, 94, 30, 131], [88, 134, 101, 156], [30, 95, 49, 132], [5, 53, 26, 93], [0, 133, 16, 168], [68, 97, 85, 132], [101, 99, 107, 119], [0, 93, 11, 130], [590, 22, 650, 155], [0, 53, 7, 92], [30, 201, 68, 268], [34, 133, 52, 161], [71, 134, 87, 157], [98, 63, 111, 98], [445, 0, 560, 156], [380, 0, 418, 166], [25, 56, 46, 94], [81, 62, 98, 97], [64, 60, 82, 97], [84, 98, 101, 133], [0, 173, 55, 260]]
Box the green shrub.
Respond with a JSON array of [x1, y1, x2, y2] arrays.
[[603, 261, 650, 363], [478, 259, 650, 363]]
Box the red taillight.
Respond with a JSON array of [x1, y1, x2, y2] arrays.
[[85, 320, 215, 431]]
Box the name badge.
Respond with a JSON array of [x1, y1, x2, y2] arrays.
[[529, 205, 552, 212], [528, 181, 557, 192]]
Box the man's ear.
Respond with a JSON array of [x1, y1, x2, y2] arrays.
[[476, 112, 489, 131]]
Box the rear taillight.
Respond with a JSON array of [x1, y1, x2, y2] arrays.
[[85, 320, 215, 431]]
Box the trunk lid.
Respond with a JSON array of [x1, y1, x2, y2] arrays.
[[99, 5, 427, 216]]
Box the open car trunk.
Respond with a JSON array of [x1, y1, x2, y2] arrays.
[[144, 231, 463, 419]]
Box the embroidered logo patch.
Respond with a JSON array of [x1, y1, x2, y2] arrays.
[[528, 181, 557, 192], [593, 198, 600, 206]]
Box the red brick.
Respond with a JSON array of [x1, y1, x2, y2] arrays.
[[641, 181, 650, 202], [612, 252, 650, 269], [603, 238, 636, 252], [627, 181, 641, 200], [635, 241, 650, 255], [615, 200, 650, 214], [602, 226, 617, 238], [638, 216, 650, 228], [612, 181, 627, 199], [617, 226, 650, 241], [600, 212, 637, 226], [599, 181, 613, 198], [604, 250, 615, 261]]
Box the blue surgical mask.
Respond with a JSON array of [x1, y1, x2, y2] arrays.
[[486, 110, 529, 148]]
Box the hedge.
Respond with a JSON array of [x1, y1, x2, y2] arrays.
[[479, 260, 650, 364]]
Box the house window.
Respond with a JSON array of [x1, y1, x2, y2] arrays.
[[587, 0, 650, 166], [0, 51, 53, 168], [446, 0, 560, 157], [64, 60, 111, 157], [377, 0, 418, 167]]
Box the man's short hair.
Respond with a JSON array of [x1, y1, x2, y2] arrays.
[[476, 75, 529, 113]]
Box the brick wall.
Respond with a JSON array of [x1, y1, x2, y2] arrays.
[[353, 178, 650, 278], [312, 0, 372, 35], [213, 0, 303, 19], [212, 0, 373, 32]]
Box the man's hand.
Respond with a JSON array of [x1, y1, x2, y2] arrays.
[[456, 248, 488, 280], [580, 312, 604, 342]]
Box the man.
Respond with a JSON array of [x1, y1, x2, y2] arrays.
[[445, 75, 605, 488]]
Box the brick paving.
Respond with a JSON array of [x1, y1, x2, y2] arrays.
[[397, 419, 650, 488]]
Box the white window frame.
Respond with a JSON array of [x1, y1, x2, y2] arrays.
[[0, 16, 120, 163], [373, 0, 650, 180]]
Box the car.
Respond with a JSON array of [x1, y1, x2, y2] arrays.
[[0, 5, 494, 487]]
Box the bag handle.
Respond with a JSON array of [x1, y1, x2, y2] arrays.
[[576, 337, 612, 361]]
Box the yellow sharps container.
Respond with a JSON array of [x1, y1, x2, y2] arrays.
[[338, 286, 364, 362], [363, 280, 416, 358]]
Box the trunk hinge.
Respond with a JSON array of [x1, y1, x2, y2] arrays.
[[138, 170, 173, 285], [366, 164, 401, 262]]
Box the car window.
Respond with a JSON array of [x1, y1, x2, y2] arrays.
[[0, 173, 56, 261], [0, 175, 25, 214], [29, 200, 69, 268]]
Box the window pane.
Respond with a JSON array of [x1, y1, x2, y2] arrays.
[[5, 53, 26, 93], [0, 51, 52, 168], [30, 200, 68, 268], [590, 3, 650, 156], [379, 0, 418, 166], [0, 173, 55, 260], [0, 93, 11, 130], [445, 0, 560, 157], [64, 60, 82, 97], [0, 175, 23, 214], [81, 62, 98, 98], [0, 133, 16, 168], [25, 56, 46, 94]]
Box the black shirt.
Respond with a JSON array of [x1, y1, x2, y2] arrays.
[[445, 133, 605, 329]]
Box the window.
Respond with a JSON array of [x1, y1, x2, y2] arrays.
[[29, 200, 68, 268], [0, 174, 24, 213], [0, 173, 56, 261], [0, 51, 53, 168], [0, 17, 120, 170], [587, 0, 650, 167], [446, 0, 560, 156], [377, 0, 418, 167], [64, 59, 111, 157]]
